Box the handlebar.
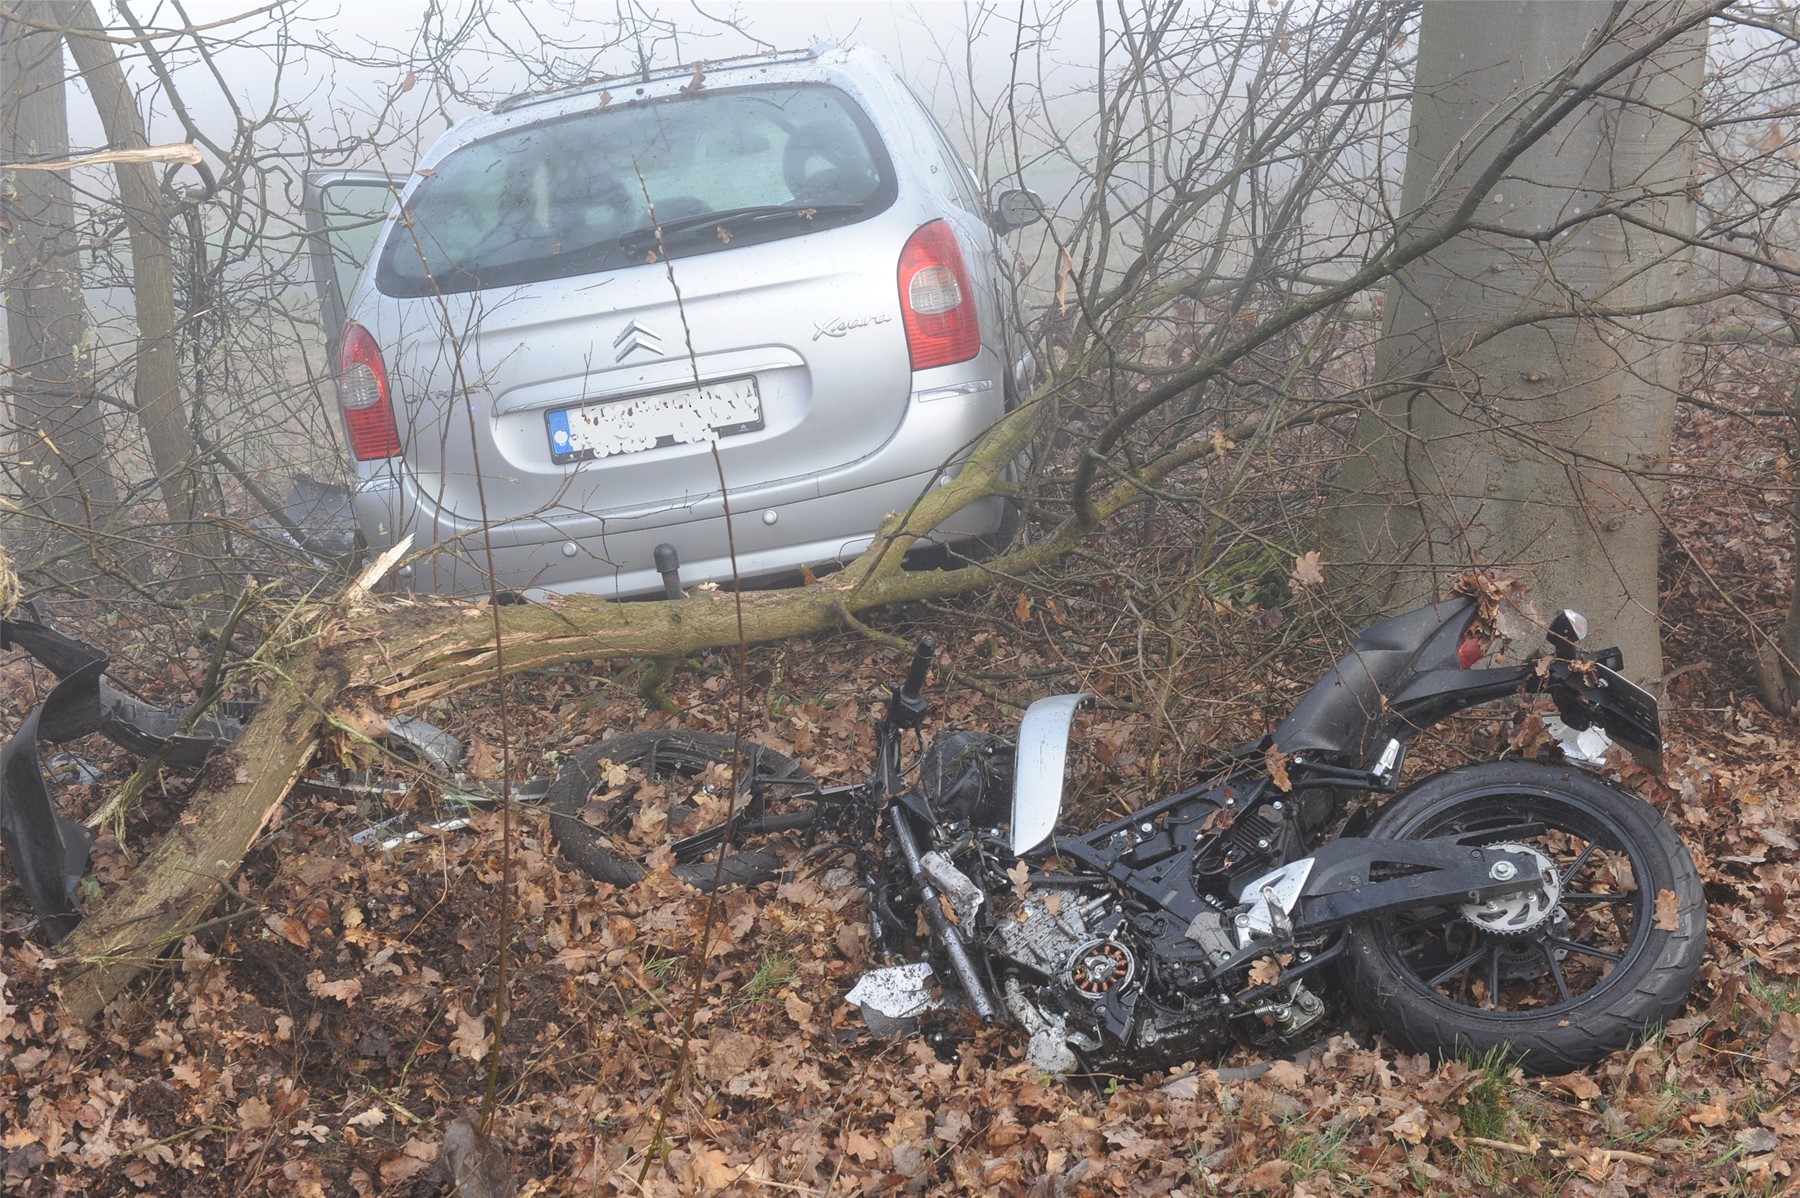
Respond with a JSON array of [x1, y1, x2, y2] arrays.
[[901, 635, 936, 704]]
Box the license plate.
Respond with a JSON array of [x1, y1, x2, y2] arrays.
[[546, 377, 762, 464]]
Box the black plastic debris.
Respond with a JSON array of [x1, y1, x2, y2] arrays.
[[0, 615, 249, 943]]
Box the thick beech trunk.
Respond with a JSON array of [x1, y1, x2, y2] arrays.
[[1321, 1, 1707, 684]]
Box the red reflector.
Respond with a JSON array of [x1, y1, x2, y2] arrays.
[[1458, 629, 1486, 669], [898, 219, 980, 370], [337, 323, 402, 461]]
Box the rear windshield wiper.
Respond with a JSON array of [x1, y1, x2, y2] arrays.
[[617, 203, 863, 251]]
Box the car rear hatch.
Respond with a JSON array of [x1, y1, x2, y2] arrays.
[[380, 226, 914, 530], [363, 78, 919, 533]]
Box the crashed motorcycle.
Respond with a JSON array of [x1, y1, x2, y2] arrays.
[[546, 595, 1706, 1075]]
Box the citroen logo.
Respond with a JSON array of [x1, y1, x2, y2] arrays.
[[613, 320, 663, 362]]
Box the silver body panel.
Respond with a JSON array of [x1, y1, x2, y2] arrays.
[[1009, 692, 1095, 854]]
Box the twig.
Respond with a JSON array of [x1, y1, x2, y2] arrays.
[[1465, 1136, 1659, 1167]]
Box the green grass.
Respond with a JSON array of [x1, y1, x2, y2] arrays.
[[1281, 1125, 1353, 1182], [736, 951, 797, 1007], [1457, 1049, 1518, 1141], [1746, 970, 1800, 1015]]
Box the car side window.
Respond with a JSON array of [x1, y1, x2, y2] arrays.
[[898, 82, 984, 213]]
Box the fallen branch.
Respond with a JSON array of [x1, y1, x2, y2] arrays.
[[42, 402, 1093, 1019], [52, 545, 411, 1022], [54, 652, 344, 1021]]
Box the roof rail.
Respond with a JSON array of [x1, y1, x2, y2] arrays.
[[490, 43, 835, 115]]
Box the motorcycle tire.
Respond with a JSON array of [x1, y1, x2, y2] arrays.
[[1342, 760, 1705, 1074], [543, 730, 813, 891]]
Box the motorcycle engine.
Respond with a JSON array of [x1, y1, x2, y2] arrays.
[[988, 883, 1233, 1073]]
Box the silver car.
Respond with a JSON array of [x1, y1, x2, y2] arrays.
[[304, 45, 1037, 599]]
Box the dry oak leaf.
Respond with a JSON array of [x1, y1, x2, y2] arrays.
[[1291, 550, 1325, 590], [682, 1145, 740, 1190], [843, 1128, 884, 1164], [1262, 1058, 1308, 1090], [378, 1137, 438, 1187], [1242, 1157, 1292, 1191], [1690, 1101, 1733, 1127], [305, 970, 361, 1004], [1265, 744, 1293, 793], [448, 1005, 489, 1062], [1006, 859, 1032, 905], [238, 1095, 274, 1131], [1388, 1104, 1431, 1144], [1654, 888, 1682, 932], [1547, 1071, 1603, 1101]]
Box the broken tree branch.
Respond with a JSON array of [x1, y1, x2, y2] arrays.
[[55, 652, 344, 1021]]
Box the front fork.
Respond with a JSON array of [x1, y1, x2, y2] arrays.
[[882, 804, 1001, 1021], [864, 635, 1002, 1021]]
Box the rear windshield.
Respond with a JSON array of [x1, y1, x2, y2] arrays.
[[376, 83, 896, 297]]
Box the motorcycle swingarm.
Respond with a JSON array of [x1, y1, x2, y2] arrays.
[[1280, 836, 1549, 931]]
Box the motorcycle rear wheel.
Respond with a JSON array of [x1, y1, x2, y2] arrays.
[[543, 730, 813, 891], [1343, 760, 1704, 1074]]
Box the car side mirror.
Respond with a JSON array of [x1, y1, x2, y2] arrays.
[[991, 187, 1044, 233]]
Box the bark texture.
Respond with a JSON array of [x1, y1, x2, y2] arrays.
[[59, 2, 223, 579], [50, 400, 1060, 1018], [1324, 0, 1707, 683], [56, 653, 341, 1021]]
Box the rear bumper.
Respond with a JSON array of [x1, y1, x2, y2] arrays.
[[345, 381, 1007, 599]]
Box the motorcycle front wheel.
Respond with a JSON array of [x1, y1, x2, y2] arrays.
[[543, 730, 814, 891], [1342, 760, 1705, 1074]]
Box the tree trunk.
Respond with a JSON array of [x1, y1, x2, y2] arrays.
[[58, 2, 225, 587], [0, 4, 119, 556], [1322, 0, 1706, 684]]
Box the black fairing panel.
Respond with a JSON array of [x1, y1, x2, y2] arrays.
[[1271, 597, 1478, 764]]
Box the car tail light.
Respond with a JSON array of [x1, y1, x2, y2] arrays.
[[1458, 625, 1487, 669], [898, 220, 980, 370], [337, 323, 402, 461]]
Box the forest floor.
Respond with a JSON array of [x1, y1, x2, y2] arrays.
[[4, 371, 1800, 1196]]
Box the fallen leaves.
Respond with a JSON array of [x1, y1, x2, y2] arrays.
[[5, 438, 1800, 1198], [305, 971, 362, 1005], [1265, 743, 1293, 792], [265, 913, 310, 950], [1655, 887, 1683, 932], [376, 1137, 437, 1187], [447, 1004, 489, 1062]]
